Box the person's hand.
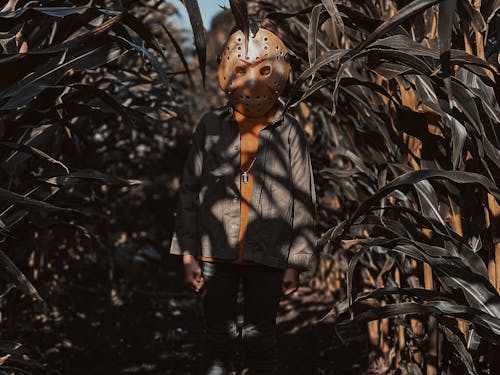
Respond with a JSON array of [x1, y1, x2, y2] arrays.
[[183, 254, 204, 292], [281, 267, 300, 295]]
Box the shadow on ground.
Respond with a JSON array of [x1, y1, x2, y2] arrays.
[[6, 255, 369, 374]]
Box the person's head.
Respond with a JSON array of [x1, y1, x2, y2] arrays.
[[217, 16, 291, 118]]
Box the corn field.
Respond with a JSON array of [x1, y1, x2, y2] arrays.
[[0, 0, 499, 374]]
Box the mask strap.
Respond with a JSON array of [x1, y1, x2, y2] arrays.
[[284, 49, 298, 63]]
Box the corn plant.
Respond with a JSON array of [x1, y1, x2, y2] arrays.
[[239, 0, 500, 373], [0, 0, 206, 371]]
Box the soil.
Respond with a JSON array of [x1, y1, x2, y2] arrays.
[[4, 255, 369, 375]]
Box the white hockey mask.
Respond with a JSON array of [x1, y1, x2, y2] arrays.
[[218, 28, 290, 117]]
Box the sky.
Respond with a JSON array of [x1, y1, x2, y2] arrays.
[[174, 1, 230, 32]]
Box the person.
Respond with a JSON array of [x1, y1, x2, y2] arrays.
[[169, 16, 318, 375]]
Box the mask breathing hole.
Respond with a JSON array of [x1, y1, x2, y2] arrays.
[[235, 66, 246, 75], [260, 66, 271, 76]]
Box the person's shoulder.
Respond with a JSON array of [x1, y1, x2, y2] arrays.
[[282, 112, 306, 139], [283, 112, 301, 127], [212, 103, 233, 117], [198, 104, 232, 126]]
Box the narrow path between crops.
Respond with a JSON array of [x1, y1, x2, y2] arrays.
[[17, 256, 369, 374]]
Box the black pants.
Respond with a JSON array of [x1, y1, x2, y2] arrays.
[[200, 261, 284, 375]]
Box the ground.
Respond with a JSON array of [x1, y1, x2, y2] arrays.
[[7, 255, 370, 374]]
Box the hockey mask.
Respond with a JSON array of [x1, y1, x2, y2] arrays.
[[218, 28, 290, 117]]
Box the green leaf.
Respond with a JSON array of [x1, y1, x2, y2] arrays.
[[182, 0, 207, 87], [38, 169, 142, 187], [161, 24, 194, 88], [0, 249, 44, 304], [350, 0, 443, 56], [308, 4, 322, 69], [0, 141, 69, 174], [0, 187, 74, 212], [0, 42, 125, 110], [438, 0, 458, 111]]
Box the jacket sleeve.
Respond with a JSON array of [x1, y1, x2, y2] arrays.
[[286, 120, 319, 272], [169, 116, 206, 257]]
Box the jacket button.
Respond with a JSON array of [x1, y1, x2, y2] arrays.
[[234, 145, 239, 150]]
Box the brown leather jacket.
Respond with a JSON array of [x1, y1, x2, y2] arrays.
[[169, 103, 318, 272]]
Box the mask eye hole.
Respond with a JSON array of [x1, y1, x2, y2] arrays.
[[235, 66, 246, 76], [260, 66, 271, 76]]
